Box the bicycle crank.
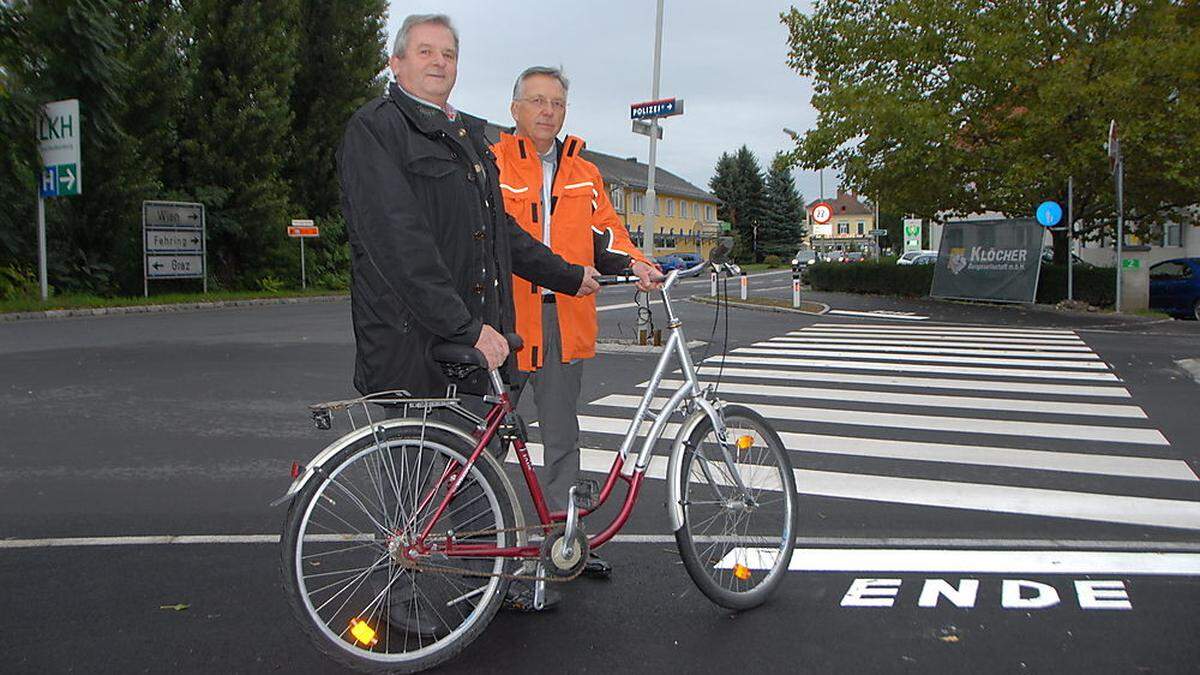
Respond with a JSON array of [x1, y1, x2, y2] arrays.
[[539, 527, 589, 578]]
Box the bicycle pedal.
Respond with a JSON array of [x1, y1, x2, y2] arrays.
[[572, 478, 599, 510]]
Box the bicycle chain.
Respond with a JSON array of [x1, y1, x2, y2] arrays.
[[394, 520, 586, 583]]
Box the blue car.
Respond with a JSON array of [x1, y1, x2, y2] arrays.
[[655, 255, 684, 272], [1149, 257, 1200, 320]]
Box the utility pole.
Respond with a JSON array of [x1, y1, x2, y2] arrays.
[[1067, 176, 1074, 302], [637, 0, 665, 345]]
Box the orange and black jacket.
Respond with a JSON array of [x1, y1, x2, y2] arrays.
[[492, 132, 652, 372]]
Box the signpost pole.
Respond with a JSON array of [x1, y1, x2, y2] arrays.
[[36, 195, 47, 300], [638, 0, 664, 345], [300, 238, 307, 290], [1067, 176, 1074, 302], [1116, 159, 1123, 313]]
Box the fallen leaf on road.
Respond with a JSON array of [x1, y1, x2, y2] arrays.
[[939, 635, 960, 643], [159, 603, 190, 611]]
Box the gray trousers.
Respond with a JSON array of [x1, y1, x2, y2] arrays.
[[515, 301, 584, 512]]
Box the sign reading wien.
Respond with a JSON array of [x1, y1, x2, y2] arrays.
[[931, 219, 1044, 304], [143, 200, 207, 296]]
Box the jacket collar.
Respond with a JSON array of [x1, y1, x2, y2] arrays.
[[498, 131, 586, 166]]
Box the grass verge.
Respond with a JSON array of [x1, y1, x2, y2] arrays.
[[0, 289, 346, 314]]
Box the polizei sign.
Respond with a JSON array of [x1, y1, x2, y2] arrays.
[[931, 218, 1044, 303]]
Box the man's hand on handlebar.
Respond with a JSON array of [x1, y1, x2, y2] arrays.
[[474, 324, 510, 370], [630, 259, 665, 292], [575, 265, 602, 297]]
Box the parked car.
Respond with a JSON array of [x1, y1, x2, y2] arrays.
[[897, 250, 937, 265], [671, 252, 705, 276], [912, 253, 938, 265], [1149, 257, 1200, 320], [1040, 248, 1092, 267], [844, 251, 866, 263], [655, 255, 684, 272], [791, 249, 819, 278]]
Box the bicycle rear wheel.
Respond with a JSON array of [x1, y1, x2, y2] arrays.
[[281, 425, 515, 673], [674, 404, 797, 610]]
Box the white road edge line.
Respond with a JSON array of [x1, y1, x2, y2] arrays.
[[719, 548, 1200, 575]]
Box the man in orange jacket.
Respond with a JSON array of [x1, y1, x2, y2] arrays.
[[493, 66, 661, 606]]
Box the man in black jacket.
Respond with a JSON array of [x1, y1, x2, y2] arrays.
[[338, 14, 598, 399], [337, 14, 599, 631]]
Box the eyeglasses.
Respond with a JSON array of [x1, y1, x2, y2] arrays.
[[517, 96, 567, 111]]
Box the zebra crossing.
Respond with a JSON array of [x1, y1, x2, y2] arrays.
[[523, 322, 1200, 533]]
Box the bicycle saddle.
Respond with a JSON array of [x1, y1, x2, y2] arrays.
[[431, 333, 523, 378]]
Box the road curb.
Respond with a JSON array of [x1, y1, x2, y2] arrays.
[[0, 294, 348, 322], [689, 295, 828, 316]]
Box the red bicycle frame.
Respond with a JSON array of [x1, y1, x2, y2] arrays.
[[411, 385, 644, 560]]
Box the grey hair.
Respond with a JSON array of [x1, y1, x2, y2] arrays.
[[392, 14, 459, 58], [511, 66, 570, 101]]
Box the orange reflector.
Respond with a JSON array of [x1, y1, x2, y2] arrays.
[[733, 563, 752, 580], [736, 435, 754, 451], [349, 618, 378, 646]]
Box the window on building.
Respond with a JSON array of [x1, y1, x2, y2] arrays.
[[837, 223, 849, 235], [1163, 222, 1182, 247], [706, 205, 714, 221], [632, 194, 644, 214], [610, 188, 624, 213], [666, 199, 674, 217], [857, 221, 865, 235], [679, 199, 686, 218]]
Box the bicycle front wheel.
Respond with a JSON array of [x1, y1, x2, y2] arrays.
[[674, 404, 797, 610], [281, 425, 515, 673]]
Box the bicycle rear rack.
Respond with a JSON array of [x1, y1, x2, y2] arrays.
[[307, 385, 479, 432]]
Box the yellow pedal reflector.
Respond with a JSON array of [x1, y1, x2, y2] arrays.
[[736, 435, 754, 451], [349, 618, 378, 646], [733, 563, 752, 580]]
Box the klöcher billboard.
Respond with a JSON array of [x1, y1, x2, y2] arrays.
[[931, 218, 1044, 303]]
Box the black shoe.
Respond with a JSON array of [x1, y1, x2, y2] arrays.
[[582, 554, 612, 580], [502, 580, 561, 612], [384, 600, 450, 639]]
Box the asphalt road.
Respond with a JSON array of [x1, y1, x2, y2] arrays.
[[2, 277, 1198, 673]]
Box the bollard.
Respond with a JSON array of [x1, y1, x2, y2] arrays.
[[792, 273, 800, 308], [740, 272, 748, 301], [710, 270, 717, 297]]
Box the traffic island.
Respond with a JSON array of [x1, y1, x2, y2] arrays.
[[689, 294, 828, 316]]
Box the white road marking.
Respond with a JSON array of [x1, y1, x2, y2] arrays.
[[798, 327, 1084, 340], [597, 299, 662, 312], [568, 417, 1192, 480], [706, 355, 1121, 381], [648, 379, 1146, 418], [769, 336, 1095, 351], [755, 340, 1102, 360], [688, 367, 1132, 398], [720, 548, 1200, 575], [827, 309, 929, 321], [810, 323, 1077, 336], [732, 347, 1110, 369], [589, 395, 1169, 445]]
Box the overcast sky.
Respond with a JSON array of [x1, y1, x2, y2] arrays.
[[385, 0, 829, 202]]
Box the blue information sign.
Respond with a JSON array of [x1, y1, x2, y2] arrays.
[[1036, 201, 1063, 227]]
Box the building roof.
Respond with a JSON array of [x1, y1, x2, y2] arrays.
[[483, 123, 718, 203], [808, 189, 873, 217]]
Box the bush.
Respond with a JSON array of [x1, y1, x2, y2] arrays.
[[763, 254, 783, 268], [0, 264, 40, 301], [809, 262, 934, 296], [809, 261, 1118, 308]]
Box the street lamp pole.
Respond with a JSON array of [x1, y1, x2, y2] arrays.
[[641, 0, 664, 264]]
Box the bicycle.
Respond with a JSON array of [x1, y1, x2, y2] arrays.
[[274, 256, 799, 673]]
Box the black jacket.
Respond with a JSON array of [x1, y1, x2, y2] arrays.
[[338, 83, 584, 396]]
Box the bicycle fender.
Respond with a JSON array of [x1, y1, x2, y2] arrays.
[[665, 402, 724, 532], [268, 420, 528, 545]]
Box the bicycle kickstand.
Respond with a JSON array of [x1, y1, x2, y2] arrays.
[[534, 563, 547, 610]]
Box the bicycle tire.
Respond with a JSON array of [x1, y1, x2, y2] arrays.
[[280, 425, 516, 673], [674, 404, 797, 610]]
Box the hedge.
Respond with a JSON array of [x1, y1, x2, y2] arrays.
[[808, 262, 1116, 307]]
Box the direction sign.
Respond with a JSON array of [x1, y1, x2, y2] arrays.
[[870, 228, 888, 236], [811, 202, 833, 225], [146, 255, 204, 278], [1036, 201, 1063, 227], [144, 201, 204, 229], [630, 97, 683, 120], [288, 225, 320, 238], [37, 99, 81, 198], [145, 228, 203, 253]]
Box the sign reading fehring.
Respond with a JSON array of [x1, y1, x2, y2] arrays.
[[143, 200, 206, 295], [930, 219, 1044, 304]]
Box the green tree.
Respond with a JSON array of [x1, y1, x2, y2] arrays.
[[181, 0, 301, 286], [781, 0, 1200, 259], [709, 145, 766, 263], [761, 152, 806, 257]]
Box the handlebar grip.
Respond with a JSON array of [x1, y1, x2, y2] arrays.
[[504, 333, 524, 351]]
